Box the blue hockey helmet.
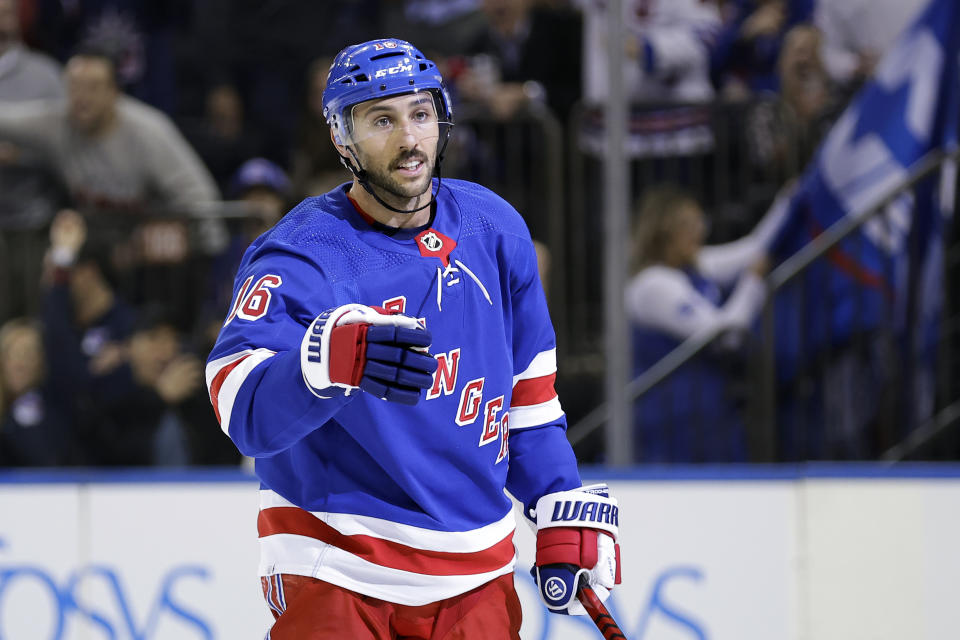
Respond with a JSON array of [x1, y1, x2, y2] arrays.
[[322, 38, 453, 148]]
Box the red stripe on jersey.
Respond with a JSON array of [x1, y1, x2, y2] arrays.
[[347, 194, 378, 226], [258, 507, 515, 577], [511, 373, 557, 407], [209, 354, 253, 424]]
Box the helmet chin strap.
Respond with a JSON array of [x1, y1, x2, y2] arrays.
[[337, 125, 452, 216], [340, 147, 440, 215]]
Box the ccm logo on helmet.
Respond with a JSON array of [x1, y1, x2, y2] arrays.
[[550, 500, 619, 527], [374, 62, 413, 79]]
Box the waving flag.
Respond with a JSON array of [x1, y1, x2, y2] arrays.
[[772, 0, 959, 367], [768, 0, 959, 454]]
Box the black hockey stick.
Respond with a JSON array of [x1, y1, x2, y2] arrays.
[[578, 584, 628, 640]]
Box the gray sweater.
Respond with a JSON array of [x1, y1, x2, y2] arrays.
[[0, 95, 220, 212], [0, 45, 64, 103]]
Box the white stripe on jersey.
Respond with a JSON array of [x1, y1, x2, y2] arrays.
[[508, 397, 564, 430], [206, 349, 255, 388], [513, 348, 556, 385], [258, 536, 516, 607], [259, 490, 515, 553], [206, 348, 276, 434]]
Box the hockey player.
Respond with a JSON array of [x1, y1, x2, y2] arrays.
[[206, 38, 620, 639]]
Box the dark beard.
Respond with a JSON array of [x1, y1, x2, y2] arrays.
[[362, 152, 433, 205]]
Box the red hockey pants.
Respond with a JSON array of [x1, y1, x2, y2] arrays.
[[260, 572, 522, 639]]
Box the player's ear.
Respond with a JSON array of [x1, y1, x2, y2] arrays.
[[330, 128, 347, 157]]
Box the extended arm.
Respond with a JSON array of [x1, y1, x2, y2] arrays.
[[206, 253, 435, 457], [697, 188, 790, 286], [626, 265, 765, 342], [135, 100, 221, 208], [814, 2, 861, 84], [0, 100, 62, 159]]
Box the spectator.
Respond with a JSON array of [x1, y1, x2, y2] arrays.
[[0, 45, 219, 213], [745, 25, 840, 195], [454, 0, 582, 122], [579, 0, 721, 105], [0, 0, 63, 102], [0, 0, 66, 246], [0, 317, 77, 467], [0, 0, 68, 318], [91, 304, 231, 466], [625, 184, 787, 462], [40, 211, 225, 466], [42, 210, 134, 356], [199, 158, 292, 349], [711, 0, 799, 99], [41, 209, 135, 461], [576, 0, 721, 159]]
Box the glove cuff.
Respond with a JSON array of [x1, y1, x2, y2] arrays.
[[301, 304, 369, 396], [534, 488, 619, 539]]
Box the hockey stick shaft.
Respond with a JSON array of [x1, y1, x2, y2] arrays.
[[578, 585, 628, 640]]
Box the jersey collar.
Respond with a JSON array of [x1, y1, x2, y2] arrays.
[[346, 193, 435, 240]]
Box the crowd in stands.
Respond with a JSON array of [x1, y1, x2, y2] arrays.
[[0, 0, 949, 467]]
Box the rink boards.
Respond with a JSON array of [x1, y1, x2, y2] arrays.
[[0, 464, 958, 640]]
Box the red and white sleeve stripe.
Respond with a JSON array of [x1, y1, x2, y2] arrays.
[[510, 348, 564, 430], [206, 349, 276, 434]]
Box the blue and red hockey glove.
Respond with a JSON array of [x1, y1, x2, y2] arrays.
[[300, 304, 435, 405], [532, 483, 621, 615]]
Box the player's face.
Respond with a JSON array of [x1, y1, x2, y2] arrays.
[[349, 93, 441, 201]]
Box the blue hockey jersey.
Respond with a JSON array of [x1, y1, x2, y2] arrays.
[[206, 179, 581, 605]]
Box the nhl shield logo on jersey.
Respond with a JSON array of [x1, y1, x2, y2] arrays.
[[415, 228, 457, 266], [420, 231, 443, 252]]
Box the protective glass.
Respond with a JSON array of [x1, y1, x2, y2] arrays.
[[342, 89, 452, 147]]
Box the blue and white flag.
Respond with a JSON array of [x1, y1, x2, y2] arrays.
[[771, 0, 960, 390]]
